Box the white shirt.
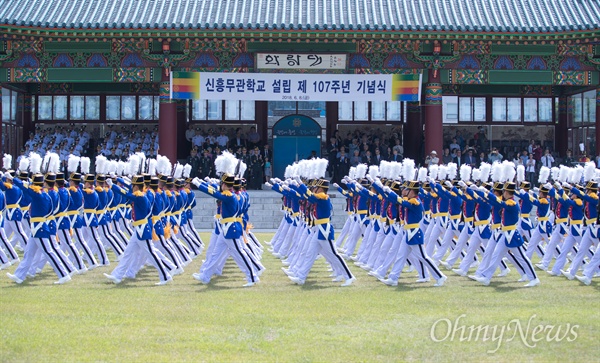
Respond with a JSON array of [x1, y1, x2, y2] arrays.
[[541, 154, 554, 168]]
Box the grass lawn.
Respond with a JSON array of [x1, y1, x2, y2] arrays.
[[0, 232, 598, 362]]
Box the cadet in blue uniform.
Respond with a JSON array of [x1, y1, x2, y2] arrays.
[[380, 181, 447, 287], [56, 172, 87, 273], [192, 174, 258, 287], [68, 172, 99, 269], [473, 182, 539, 287], [7, 174, 71, 284], [525, 184, 553, 259], [81, 174, 109, 265], [0, 173, 29, 250], [286, 178, 355, 286], [549, 183, 585, 276], [567, 181, 598, 279], [0, 173, 19, 265], [104, 175, 172, 285]]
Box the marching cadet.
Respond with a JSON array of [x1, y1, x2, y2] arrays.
[[96, 174, 125, 259], [81, 173, 110, 266], [341, 177, 370, 260], [29, 172, 77, 277], [192, 173, 258, 287], [452, 183, 492, 277], [379, 180, 447, 287], [525, 183, 553, 259], [431, 178, 463, 265], [536, 181, 570, 271], [7, 173, 71, 284], [160, 175, 192, 266], [548, 183, 585, 276], [55, 172, 87, 273], [440, 179, 477, 271], [67, 171, 99, 269], [104, 175, 172, 285], [149, 177, 185, 273], [333, 181, 355, 250], [286, 177, 355, 286], [0, 172, 20, 265], [565, 180, 598, 279], [0, 171, 29, 250], [516, 181, 535, 242], [0, 187, 19, 269], [472, 182, 539, 287]]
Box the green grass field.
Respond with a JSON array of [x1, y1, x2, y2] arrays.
[[1, 232, 598, 362]]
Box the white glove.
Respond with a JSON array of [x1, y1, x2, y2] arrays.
[[282, 185, 290, 191], [428, 177, 435, 184], [444, 180, 453, 188], [273, 178, 281, 183], [204, 176, 211, 182], [469, 184, 478, 190], [191, 177, 201, 188], [562, 182, 571, 188], [543, 183, 552, 190], [332, 183, 340, 189], [109, 172, 116, 177], [355, 183, 364, 190], [3, 172, 13, 181], [458, 180, 467, 188], [366, 175, 374, 182], [341, 178, 348, 184], [519, 188, 525, 194], [294, 176, 302, 184], [265, 182, 272, 188], [106, 178, 113, 187], [122, 176, 131, 184], [533, 187, 540, 193], [290, 180, 299, 187], [553, 181, 562, 189], [374, 178, 383, 187], [383, 186, 392, 194], [478, 186, 487, 193]]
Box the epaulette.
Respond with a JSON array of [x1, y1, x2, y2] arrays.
[[165, 190, 172, 197], [589, 192, 598, 200], [505, 199, 516, 206], [84, 188, 94, 194], [68, 186, 78, 192], [95, 186, 103, 192], [407, 198, 420, 205], [222, 191, 232, 197], [3, 182, 12, 189], [30, 185, 42, 194], [430, 192, 438, 198], [133, 191, 144, 197], [313, 192, 329, 200], [574, 199, 583, 206], [539, 198, 549, 204]]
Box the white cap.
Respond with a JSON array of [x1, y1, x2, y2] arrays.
[[431, 150, 437, 155]]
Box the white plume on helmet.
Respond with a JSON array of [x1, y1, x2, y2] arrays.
[[80, 157, 91, 174], [67, 154, 80, 173], [3, 154, 12, 170], [29, 152, 43, 174], [538, 166, 550, 184]]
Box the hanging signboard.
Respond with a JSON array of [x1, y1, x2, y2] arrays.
[[171, 72, 422, 102], [256, 53, 346, 70]]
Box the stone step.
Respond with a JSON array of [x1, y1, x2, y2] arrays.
[[192, 190, 348, 231]]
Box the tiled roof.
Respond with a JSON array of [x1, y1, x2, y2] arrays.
[[1, 0, 599, 33]]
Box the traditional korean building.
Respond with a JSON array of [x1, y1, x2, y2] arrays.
[[1, 0, 599, 171]]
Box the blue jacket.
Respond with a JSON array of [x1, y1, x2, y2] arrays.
[[198, 182, 242, 239], [13, 178, 52, 238], [112, 183, 153, 240]]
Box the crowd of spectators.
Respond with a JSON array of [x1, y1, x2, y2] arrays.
[[327, 128, 404, 184], [185, 125, 271, 190], [425, 128, 599, 183]]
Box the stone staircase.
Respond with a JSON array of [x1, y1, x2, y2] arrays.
[[191, 190, 348, 231]]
